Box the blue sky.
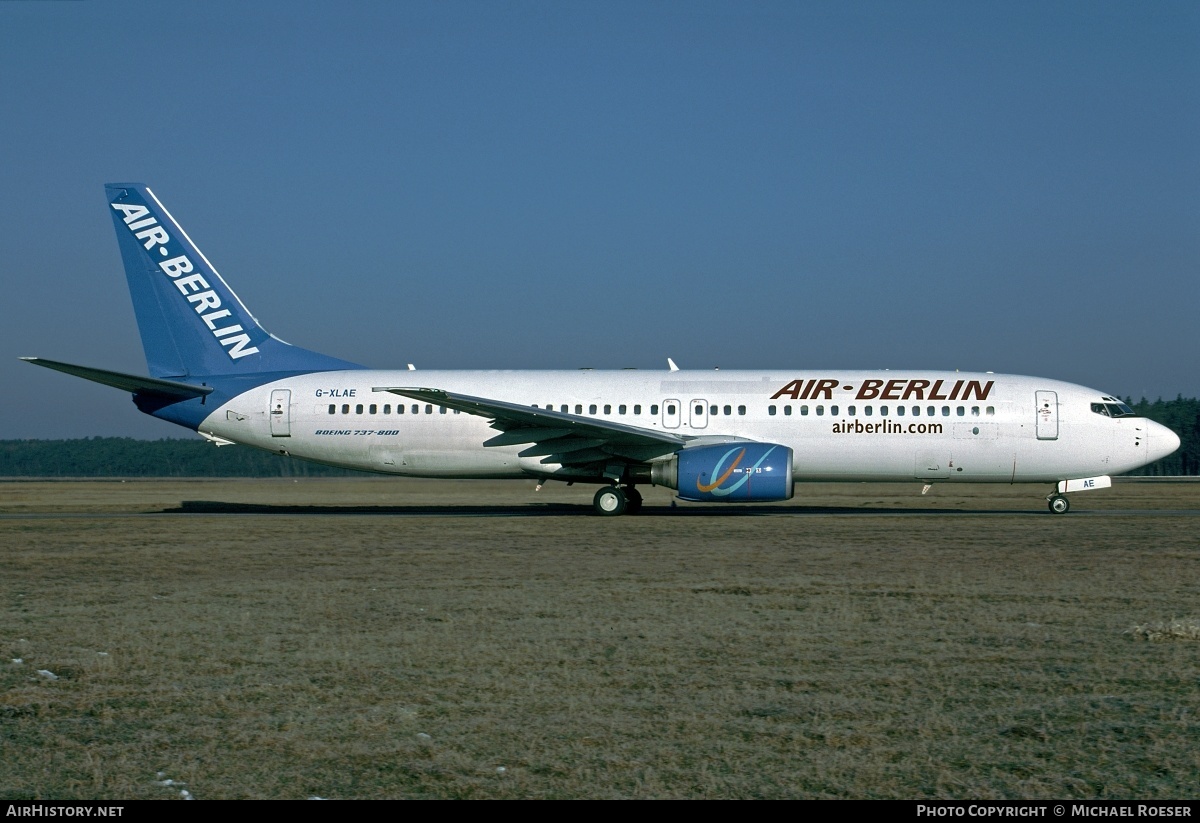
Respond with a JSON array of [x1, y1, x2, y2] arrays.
[[3, 1, 1197, 438]]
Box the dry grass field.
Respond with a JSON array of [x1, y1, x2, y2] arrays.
[[1, 478, 1198, 799]]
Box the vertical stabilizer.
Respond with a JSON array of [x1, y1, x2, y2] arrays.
[[105, 183, 360, 378]]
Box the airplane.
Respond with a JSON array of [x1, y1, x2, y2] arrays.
[[23, 183, 1181, 516]]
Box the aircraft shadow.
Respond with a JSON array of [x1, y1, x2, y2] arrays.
[[166, 500, 1037, 517]]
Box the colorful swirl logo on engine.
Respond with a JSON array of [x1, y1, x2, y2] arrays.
[[695, 445, 777, 497]]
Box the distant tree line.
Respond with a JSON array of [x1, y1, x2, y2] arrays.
[[0, 396, 1196, 477], [1125, 396, 1199, 476], [0, 438, 370, 478]]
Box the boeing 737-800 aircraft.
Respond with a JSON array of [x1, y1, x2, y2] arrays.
[[23, 184, 1180, 515]]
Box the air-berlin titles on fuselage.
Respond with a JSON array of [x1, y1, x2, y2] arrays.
[[770, 378, 994, 402], [110, 201, 259, 360]]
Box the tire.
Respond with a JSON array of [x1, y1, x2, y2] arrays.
[[593, 486, 627, 516], [1048, 495, 1070, 514], [625, 487, 643, 515]]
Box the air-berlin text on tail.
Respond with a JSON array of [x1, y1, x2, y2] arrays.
[[771, 378, 994, 402], [110, 200, 259, 360]]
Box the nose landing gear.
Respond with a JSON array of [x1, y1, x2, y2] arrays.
[[1045, 476, 1110, 514]]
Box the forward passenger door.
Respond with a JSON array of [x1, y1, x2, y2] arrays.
[[1035, 391, 1058, 440], [270, 389, 291, 437]]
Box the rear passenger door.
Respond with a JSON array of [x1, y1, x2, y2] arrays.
[[270, 389, 291, 437]]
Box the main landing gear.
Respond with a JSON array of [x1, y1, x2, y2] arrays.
[[592, 485, 643, 516]]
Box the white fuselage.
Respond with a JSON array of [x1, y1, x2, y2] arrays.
[[198, 369, 1172, 485]]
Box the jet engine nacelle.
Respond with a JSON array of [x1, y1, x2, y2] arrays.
[[650, 442, 794, 502]]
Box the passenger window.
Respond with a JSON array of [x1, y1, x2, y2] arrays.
[[355, 404, 364, 414], [830, 405, 839, 415], [848, 406, 856, 416], [425, 404, 433, 414], [897, 406, 905, 416], [589, 404, 597, 415], [369, 404, 377, 415], [738, 405, 746, 415], [768, 405, 777, 416], [397, 404, 405, 414], [604, 404, 611, 415], [634, 405, 642, 415], [724, 405, 732, 416], [816, 405, 824, 416], [986, 406, 995, 415], [926, 406, 935, 417], [941, 406, 950, 416], [650, 404, 658, 415], [710, 405, 718, 415], [342, 404, 349, 414], [619, 405, 627, 415], [575, 404, 583, 414], [956, 406, 964, 416], [784, 405, 792, 416], [328, 404, 335, 415], [880, 406, 888, 416], [865, 406, 873, 416], [439, 406, 447, 414], [801, 405, 809, 416], [971, 406, 979, 416], [412, 404, 419, 414], [666, 404, 676, 415], [384, 404, 391, 414]]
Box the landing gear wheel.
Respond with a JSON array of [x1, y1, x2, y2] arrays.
[[593, 486, 627, 516], [1048, 495, 1070, 514], [624, 487, 643, 515]]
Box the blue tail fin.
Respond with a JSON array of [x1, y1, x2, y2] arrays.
[[106, 183, 361, 378]]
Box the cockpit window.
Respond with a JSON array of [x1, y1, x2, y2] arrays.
[[1091, 401, 1136, 418]]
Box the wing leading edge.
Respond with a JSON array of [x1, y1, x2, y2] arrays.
[[373, 386, 687, 467]]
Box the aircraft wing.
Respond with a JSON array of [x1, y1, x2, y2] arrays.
[[374, 386, 687, 466], [21, 357, 214, 399]]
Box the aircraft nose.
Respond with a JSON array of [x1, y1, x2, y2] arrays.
[[1149, 421, 1181, 462]]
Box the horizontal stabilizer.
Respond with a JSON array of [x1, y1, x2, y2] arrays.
[[20, 357, 213, 399]]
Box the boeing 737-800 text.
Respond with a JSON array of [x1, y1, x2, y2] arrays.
[[23, 184, 1181, 515]]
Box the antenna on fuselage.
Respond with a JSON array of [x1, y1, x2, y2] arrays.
[[667, 358, 679, 372]]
